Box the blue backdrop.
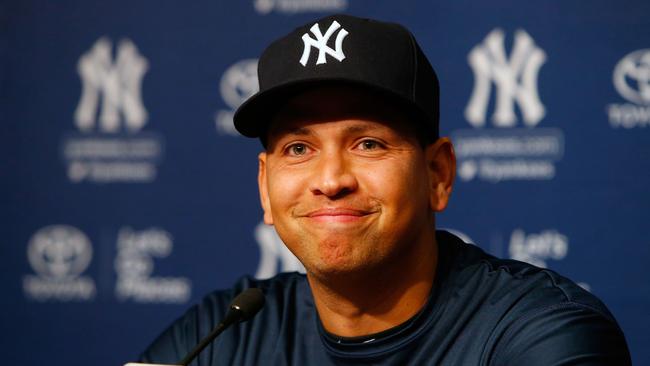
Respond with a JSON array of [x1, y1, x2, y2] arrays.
[[2, 1, 649, 365]]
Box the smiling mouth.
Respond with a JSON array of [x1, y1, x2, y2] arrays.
[[303, 208, 376, 223]]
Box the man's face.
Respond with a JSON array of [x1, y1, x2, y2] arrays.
[[258, 87, 447, 278]]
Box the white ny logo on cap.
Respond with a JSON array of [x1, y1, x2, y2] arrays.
[[299, 20, 348, 67]]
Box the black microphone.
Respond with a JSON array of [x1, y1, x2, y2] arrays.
[[179, 288, 265, 366]]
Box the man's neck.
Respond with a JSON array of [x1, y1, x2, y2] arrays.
[[307, 230, 438, 337]]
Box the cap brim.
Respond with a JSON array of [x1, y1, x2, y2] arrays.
[[233, 78, 433, 139]]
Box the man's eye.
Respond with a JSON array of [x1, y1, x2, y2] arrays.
[[287, 143, 308, 156], [357, 140, 383, 150]]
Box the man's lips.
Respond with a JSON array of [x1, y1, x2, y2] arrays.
[[301, 208, 376, 223]]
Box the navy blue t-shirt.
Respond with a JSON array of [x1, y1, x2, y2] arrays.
[[141, 231, 631, 365]]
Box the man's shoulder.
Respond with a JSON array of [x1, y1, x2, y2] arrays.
[[438, 230, 615, 321], [140, 272, 310, 363], [436, 231, 631, 364]]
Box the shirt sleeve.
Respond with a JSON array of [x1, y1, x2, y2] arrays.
[[138, 283, 243, 365], [491, 303, 631, 366], [139, 304, 200, 365]]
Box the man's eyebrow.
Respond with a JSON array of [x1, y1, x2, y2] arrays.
[[272, 122, 383, 138]]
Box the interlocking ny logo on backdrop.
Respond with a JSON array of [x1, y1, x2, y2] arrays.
[[465, 29, 546, 128], [452, 29, 564, 183], [62, 37, 163, 183], [300, 20, 348, 66], [75, 37, 148, 133]]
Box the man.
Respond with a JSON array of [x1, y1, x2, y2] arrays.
[[141, 14, 630, 365]]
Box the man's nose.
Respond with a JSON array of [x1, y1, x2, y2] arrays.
[[309, 150, 358, 198]]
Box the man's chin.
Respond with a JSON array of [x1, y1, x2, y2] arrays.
[[305, 251, 384, 279]]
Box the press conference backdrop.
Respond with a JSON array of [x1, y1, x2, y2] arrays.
[[2, 0, 649, 364]]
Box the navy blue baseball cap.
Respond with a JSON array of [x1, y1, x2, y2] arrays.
[[233, 14, 440, 142]]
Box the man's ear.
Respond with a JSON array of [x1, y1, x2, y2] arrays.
[[258, 152, 274, 225], [425, 137, 456, 212]]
